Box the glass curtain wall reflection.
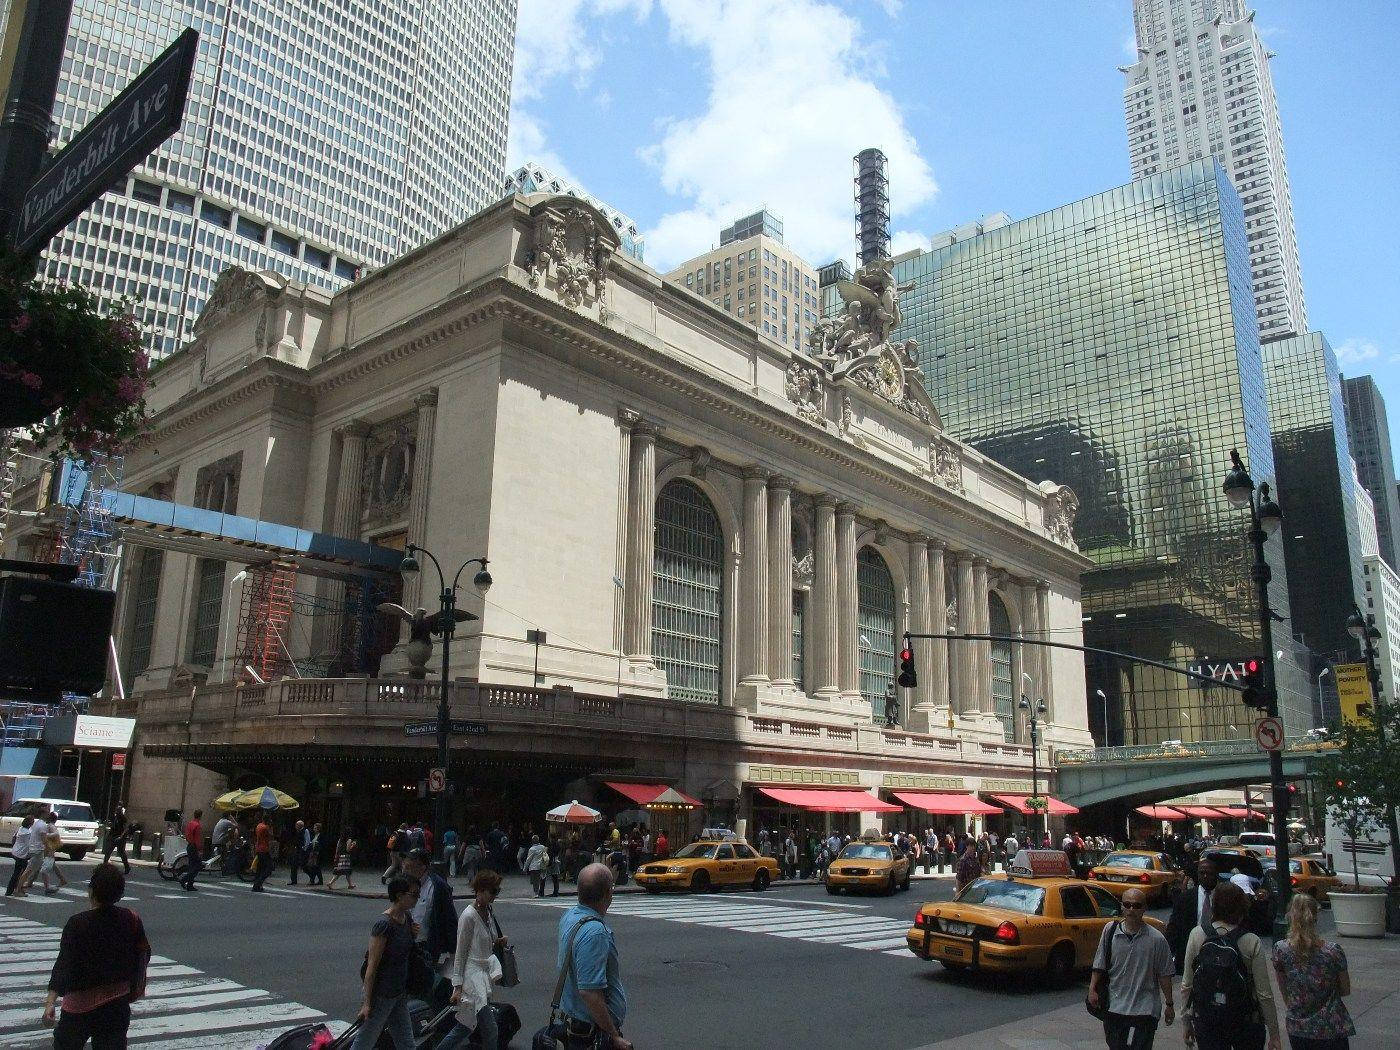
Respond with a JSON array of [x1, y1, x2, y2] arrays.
[[894, 160, 1312, 743]]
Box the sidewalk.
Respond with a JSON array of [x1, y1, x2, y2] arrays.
[[915, 921, 1400, 1050]]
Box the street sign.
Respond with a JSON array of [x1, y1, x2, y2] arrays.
[[110, 751, 125, 771], [14, 28, 198, 254], [428, 768, 446, 794], [1335, 662, 1373, 727], [403, 719, 488, 738], [1254, 716, 1284, 752]]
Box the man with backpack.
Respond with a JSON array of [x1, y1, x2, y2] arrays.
[[1180, 882, 1280, 1050], [1089, 887, 1175, 1050]]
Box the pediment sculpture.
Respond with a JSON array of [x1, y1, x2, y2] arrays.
[[784, 358, 826, 426], [193, 266, 286, 337], [804, 258, 940, 428], [930, 435, 964, 493], [525, 197, 619, 312], [1040, 480, 1080, 550]]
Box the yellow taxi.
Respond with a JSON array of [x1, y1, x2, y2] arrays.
[[906, 850, 1165, 983], [1086, 850, 1183, 904], [634, 837, 779, 893], [1276, 856, 1342, 903], [826, 837, 912, 896]]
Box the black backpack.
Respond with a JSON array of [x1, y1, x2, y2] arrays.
[[1188, 927, 1257, 1028]]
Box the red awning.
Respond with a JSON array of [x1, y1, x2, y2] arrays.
[[1210, 806, 1252, 819], [1135, 805, 1189, 821], [1175, 806, 1229, 819], [757, 787, 901, 813], [603, 781, 702, 808], [990, 794, 1081, 816], [891, 791, 1002, 815]]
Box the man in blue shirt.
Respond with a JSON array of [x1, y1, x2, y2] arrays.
[[556, 863, 630, 1050]]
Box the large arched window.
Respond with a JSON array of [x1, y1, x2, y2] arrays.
[[857, 547, 896, 714], [989, 593, 1015, 742], [652, 480, 724, 704]]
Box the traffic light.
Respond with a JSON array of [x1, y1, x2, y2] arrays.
[[1283, 783, 1298, 817], [898, 644, 917, 689], [1240, 658, 1269, 711]]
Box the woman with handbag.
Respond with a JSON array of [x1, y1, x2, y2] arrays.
[[437, 870, 506, 1050], [350, 874, 421, 1050]]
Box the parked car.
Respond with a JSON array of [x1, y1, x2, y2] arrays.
[[0, 798, 100, 860]]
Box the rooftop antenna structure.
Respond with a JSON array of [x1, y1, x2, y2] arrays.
[[854, 147, 890, 266]]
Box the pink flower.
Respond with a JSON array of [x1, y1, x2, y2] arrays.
[[18, 371, 41, 390], [116, 375, 145, 403], [10, 312, 30, 334]]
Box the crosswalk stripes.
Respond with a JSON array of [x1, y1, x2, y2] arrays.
[[0, 915, 345, 1048], [514, 894, 917, 958]]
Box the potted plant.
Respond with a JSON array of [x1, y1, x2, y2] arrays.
[[1318, 713, 1400, 937], [0, 255, 149, 456]]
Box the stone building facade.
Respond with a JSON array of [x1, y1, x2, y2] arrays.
[[10, 192, 1093, 838]]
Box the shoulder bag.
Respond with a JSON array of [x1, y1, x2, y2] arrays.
[[491, 907, 521, 987], [532, 916, 602, 1050], [1085, 920, 1118, 1020]]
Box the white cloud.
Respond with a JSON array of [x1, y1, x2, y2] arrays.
[[639, 0, 936, 270], [1335, 338, 1382, 367], [889, 228, 928, 258]]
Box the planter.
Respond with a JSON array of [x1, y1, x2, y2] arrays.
[[1331, 890, 1387, 938]]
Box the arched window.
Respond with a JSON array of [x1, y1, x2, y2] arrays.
[[989, 593, 1015, 742], [857, 547, 896, 713], [652, 480, 724, 704]]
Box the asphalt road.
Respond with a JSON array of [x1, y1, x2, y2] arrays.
[[0, 860, 1171, 1050]]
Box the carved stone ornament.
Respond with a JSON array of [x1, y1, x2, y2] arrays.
[[1040, 480, 1081, 550], [784, 359, 826, 425], [525, 196, 620, 312], [946, 596, 958, 633], [361, 416, 416, 528], [192, 266, 287, 337], [792, 550, 814, 591], [689, 445, 712, 480], [839, 393, 853, 437], [806, 258, 941, 428], [930, 435, 964, 493]]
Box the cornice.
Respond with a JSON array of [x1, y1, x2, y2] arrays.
[[131, 364, 311, 451]]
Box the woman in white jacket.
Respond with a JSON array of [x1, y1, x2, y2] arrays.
[[437, 869, 505, 1050]]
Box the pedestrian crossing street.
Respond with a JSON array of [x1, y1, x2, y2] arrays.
[[517, 893, 918, 957], [0, 914, 348, 1049]]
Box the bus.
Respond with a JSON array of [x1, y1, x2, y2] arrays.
[[1324, 809, 1396, 888]]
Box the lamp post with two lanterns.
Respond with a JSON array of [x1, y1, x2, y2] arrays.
[[395, 543, 491, 865], [1221, 447, 1291, 934], [1019, 692, 1048, 838]]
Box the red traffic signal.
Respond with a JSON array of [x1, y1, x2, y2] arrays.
[[897, 645, 917, 689], [1241, 658, 1269, 711]]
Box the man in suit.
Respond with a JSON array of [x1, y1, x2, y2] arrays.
[[403, 848, 458, 970], [1166, 856, 1221, 974]]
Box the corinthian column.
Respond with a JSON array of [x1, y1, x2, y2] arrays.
[[811, 496, 839, 699], [767, 476, 795, 687], [739, 466, 771, 685], [1037, 580, 1054, 720], [400, 390, 438, 623], [622, 419, 658, 665], [926, 540, 950, 713], [835, 503, 859, 701], [907, 535, 932, 712], [1021, 578, 1043, 740], [972, 558, 991, 714], [954, 552, 975, 714], [325, 420, 371, 667]]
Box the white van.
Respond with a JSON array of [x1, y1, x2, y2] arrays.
[[0, 798, 101, 860], [1237, 831, 1277, 858]]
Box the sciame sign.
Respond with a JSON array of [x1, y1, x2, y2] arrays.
[[14, 28, 198, 255]]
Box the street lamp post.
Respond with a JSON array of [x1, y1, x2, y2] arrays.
[[1019, 693, 1048, 838], [1222, 447, 1290, 936], [1095, 688, 1110, 747], [398, 543, 491, 867], [1347, 604, 1400, 914]]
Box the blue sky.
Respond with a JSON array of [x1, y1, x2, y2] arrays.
[[508, 0, 1400, 412]]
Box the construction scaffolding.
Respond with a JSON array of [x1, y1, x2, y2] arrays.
[[56, 453, 125, 588]]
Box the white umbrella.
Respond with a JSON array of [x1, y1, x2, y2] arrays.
[[546, 800, 603, 825]]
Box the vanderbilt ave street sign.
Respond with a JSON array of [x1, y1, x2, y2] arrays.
[[403, 720, 488, 738], [14, 28, 197, 254]]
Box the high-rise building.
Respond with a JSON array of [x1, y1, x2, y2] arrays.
[[816, 259, 850, 320], [15, 0, 517, 357], [1342, 375, 1400, 571], [893, 159, 1312, 744], [1261, 331, 1365, 664], [1363, 555, 1400, 707], [504, 162, 645, 261], [1119, 0, 1306, 342], [1354, 460, 1379, 559], [665, 210, 820, 354]]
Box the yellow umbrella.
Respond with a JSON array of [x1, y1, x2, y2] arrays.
[[213, 786, 299, 812]]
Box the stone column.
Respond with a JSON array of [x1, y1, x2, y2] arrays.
[[400, 390, 438, 624], [1021, 578, 1043, 742], [1037, 581, 1054, 720], [907, 535, 932, 712], [622, 419, 659, 665], [972, 558, 991, 714], [767, 476, 795, 687], [954, 552, 976, 714], [327, 420, 371, 665], [835, 502, 859, 700], [810, 496, 839, 699], [926, 540, 950, 714], [739, 466, 771, 686]]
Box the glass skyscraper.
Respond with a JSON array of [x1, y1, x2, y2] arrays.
[[893, 159, 1311, 743], [20, 1, 517, 357]]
